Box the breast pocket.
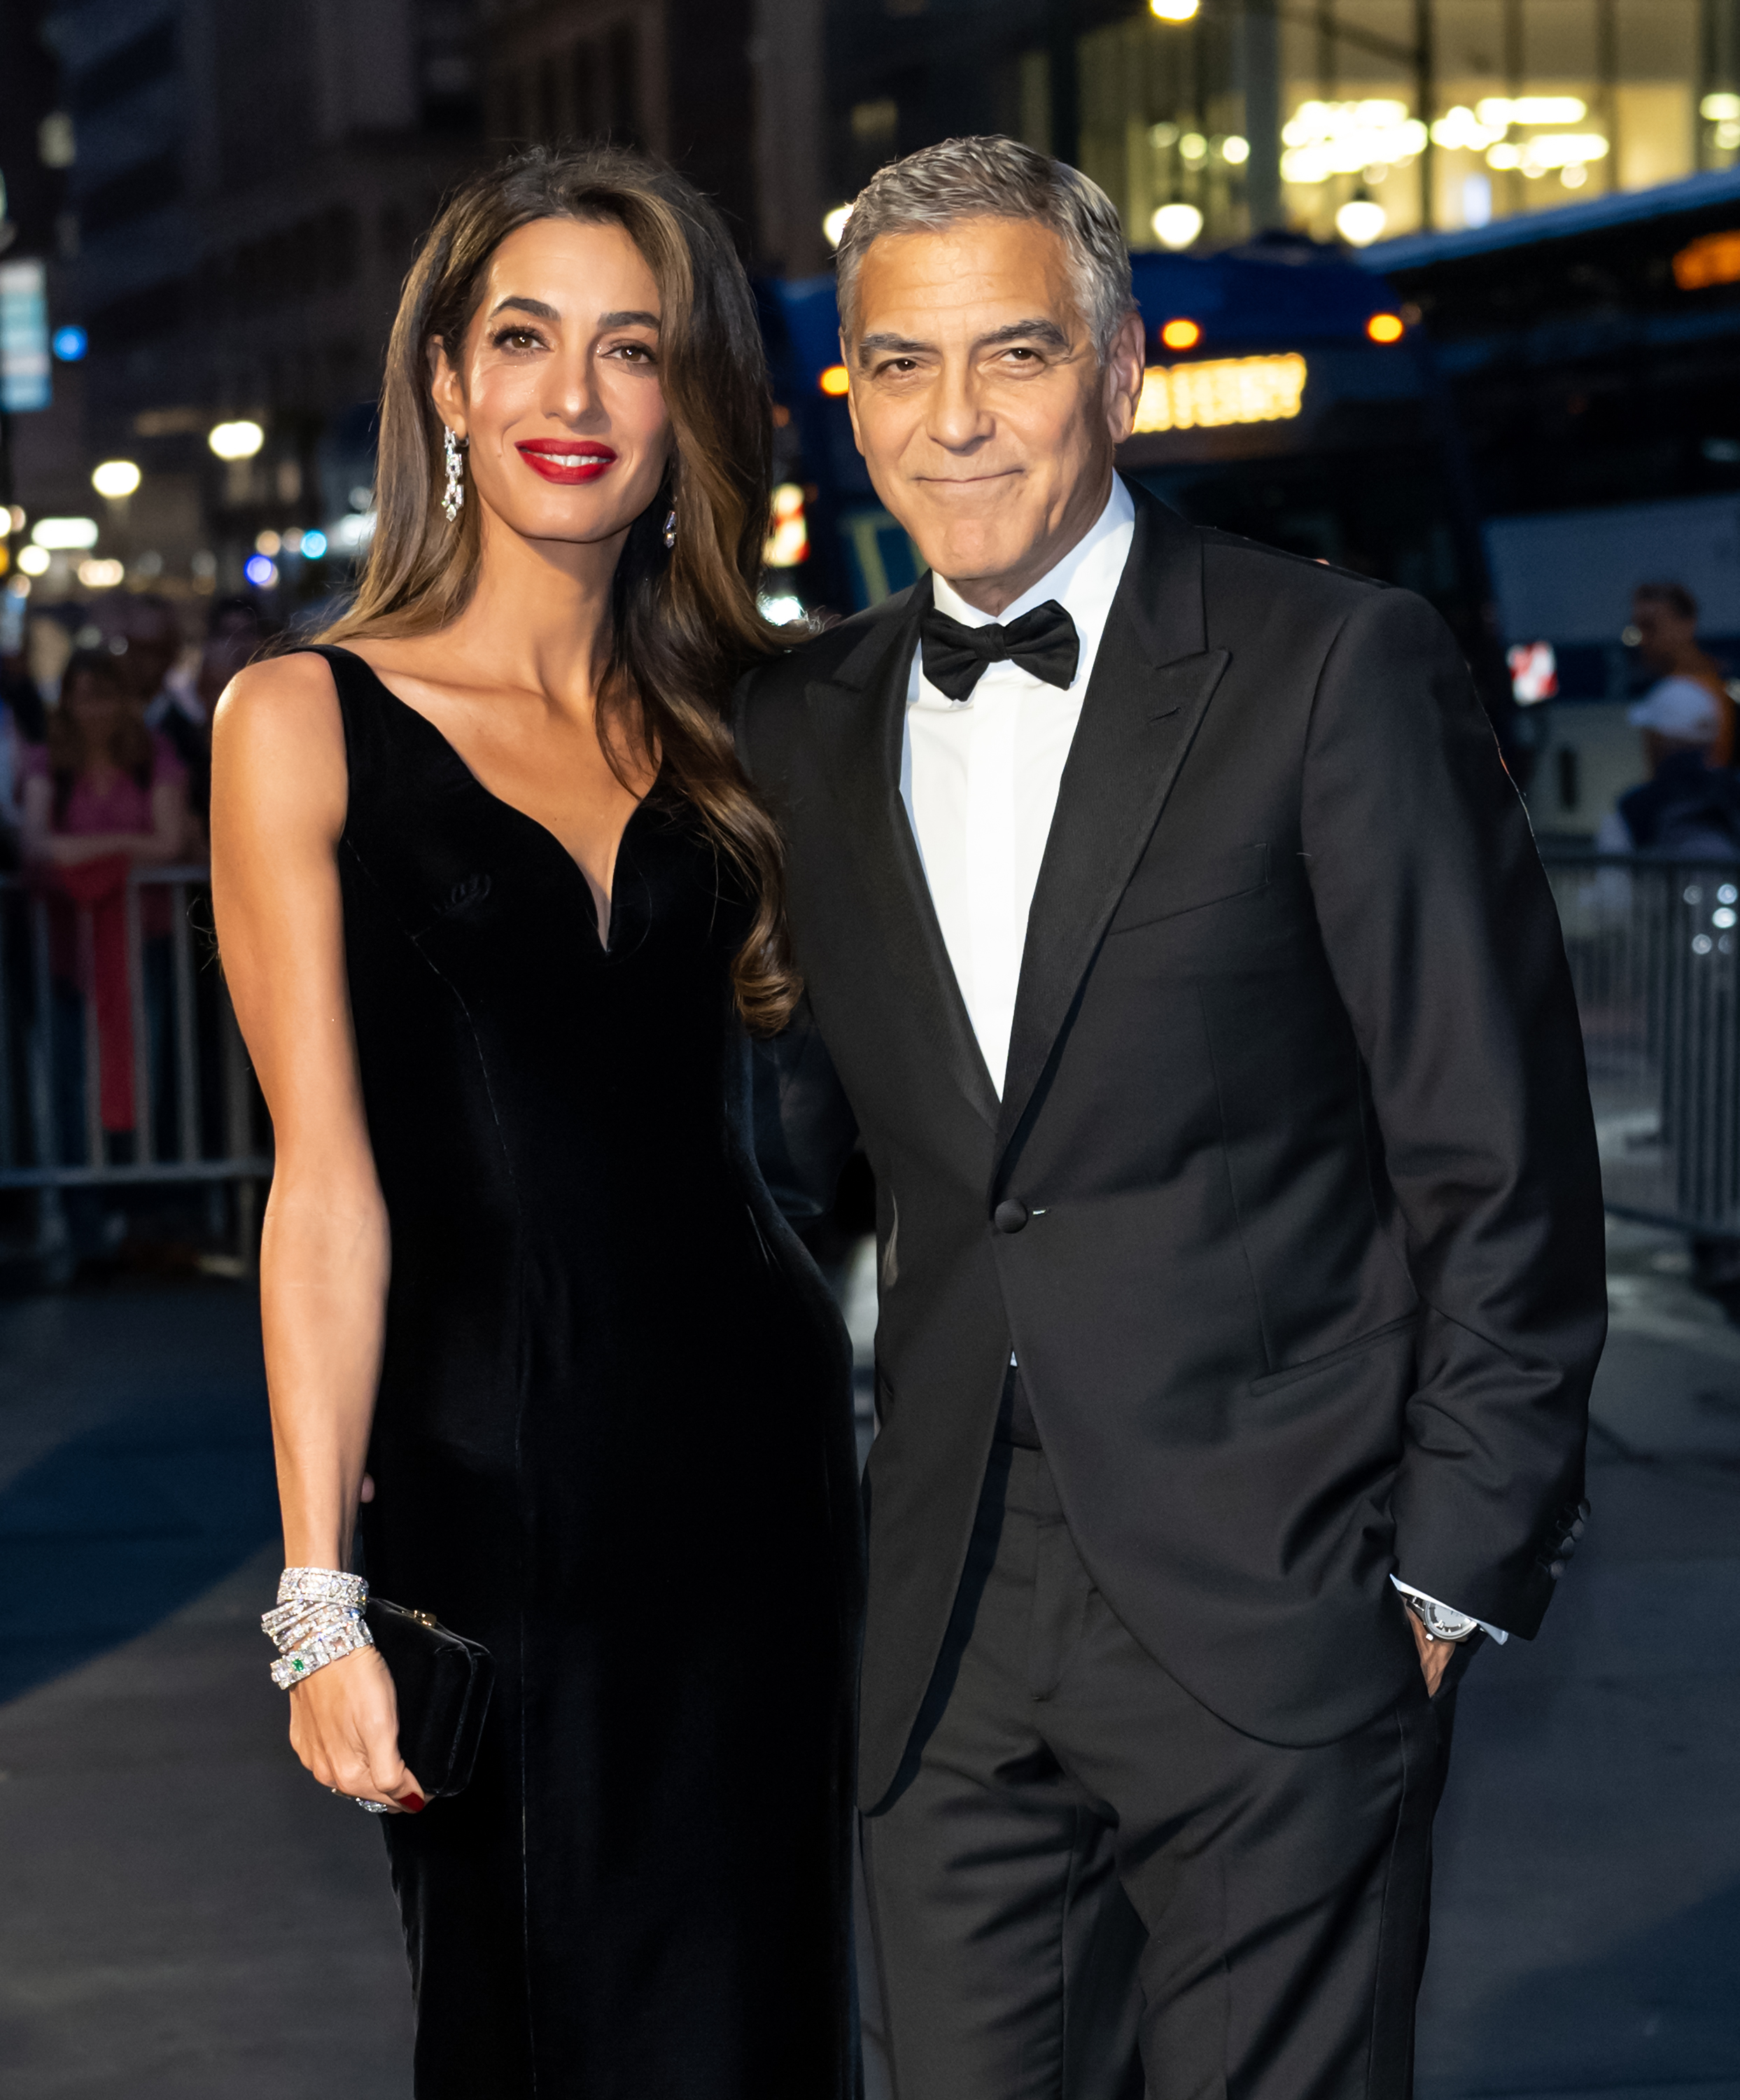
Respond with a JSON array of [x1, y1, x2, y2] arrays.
[[1107, 844, 1270, 937]]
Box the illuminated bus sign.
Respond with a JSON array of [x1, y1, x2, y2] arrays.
[[1132, 353, 1307, 434]]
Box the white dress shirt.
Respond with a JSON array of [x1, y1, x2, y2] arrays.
[[900, 475, 1135, 1098], [894, 472, 1506, 1645]]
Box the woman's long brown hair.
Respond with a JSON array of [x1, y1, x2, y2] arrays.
[[316, 145, 797, 1032]]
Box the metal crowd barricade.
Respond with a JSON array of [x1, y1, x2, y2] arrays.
[[1541, 849, 1740, 1239], [0, 865, 272, 1273]]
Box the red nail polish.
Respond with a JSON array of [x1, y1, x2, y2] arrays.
[[402, 1792, 426, 1813]]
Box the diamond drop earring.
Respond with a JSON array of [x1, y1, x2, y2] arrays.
[[662, 506, 677, 550], [441, 427, 465, 522]]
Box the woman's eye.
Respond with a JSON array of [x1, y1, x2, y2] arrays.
[[609, 342, 657, 363], [491, 328, 542, 353]]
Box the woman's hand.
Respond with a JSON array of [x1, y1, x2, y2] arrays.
[[288, 1646, 426, 1812]]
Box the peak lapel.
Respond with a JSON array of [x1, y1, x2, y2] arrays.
[[996, 496, 1229, 1165], [803, 581, 1002, 1136]]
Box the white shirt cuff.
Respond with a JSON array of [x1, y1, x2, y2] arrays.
[[1391, 1575, 1509, 1644]]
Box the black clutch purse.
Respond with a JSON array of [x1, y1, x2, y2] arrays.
[[365, 1598, 494, 1800]]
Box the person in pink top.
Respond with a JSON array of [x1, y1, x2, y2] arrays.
[[19, 648, 190, 1215], [21, 647, 189, 874]]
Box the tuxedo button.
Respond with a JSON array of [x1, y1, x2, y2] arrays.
[[1578, 1499, 1592, 1520], [993, 1200, 1030, 1236], [1570, 1517, 1586, 1540], [1548, 1559, 1566, 1580]]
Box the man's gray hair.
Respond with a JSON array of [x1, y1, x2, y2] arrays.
[[835, 136, 1137, 363]]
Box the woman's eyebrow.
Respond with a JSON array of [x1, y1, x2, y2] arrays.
[[597, 309, 660, 330], [489, 296, 560, 322]]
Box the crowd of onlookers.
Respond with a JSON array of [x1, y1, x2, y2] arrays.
[[0, 594, 276, 1254], [0, 590, 276, 876]]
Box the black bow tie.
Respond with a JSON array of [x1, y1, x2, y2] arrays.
[[919, 599, 1081, 703]]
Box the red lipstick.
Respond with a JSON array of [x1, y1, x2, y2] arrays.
[[515, 438, 618, 484]]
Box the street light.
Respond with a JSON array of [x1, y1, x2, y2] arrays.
[[1335, 199, 1389, 247], [208, 419, 265, 461], [91, 459, 141, 499], [29, 516, 99, 550], [1151, 203, 1205, 250]]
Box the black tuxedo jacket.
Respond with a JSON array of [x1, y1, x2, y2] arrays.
[[738, 484, 1606, 1809]]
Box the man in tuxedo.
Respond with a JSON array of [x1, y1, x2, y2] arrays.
[[740, 136, 1605, 2099]]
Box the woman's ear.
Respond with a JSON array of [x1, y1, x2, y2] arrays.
[[428, 337, 466, 443]]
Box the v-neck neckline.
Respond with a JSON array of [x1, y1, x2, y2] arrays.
[[332, 646, 653, 955]]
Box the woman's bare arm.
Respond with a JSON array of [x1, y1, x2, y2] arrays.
[[211, 652, 420, 1809]]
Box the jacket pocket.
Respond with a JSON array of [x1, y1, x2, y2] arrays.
[[1107, 843, 1270, 935], [1247, 1311, 1419, 1396]]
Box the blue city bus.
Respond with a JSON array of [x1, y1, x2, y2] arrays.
[[755, 240, 1513, 736]]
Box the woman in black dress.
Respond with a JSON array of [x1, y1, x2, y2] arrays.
[[210, 148, 860, 2097]]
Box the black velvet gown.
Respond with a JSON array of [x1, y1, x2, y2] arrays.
[[309, 646, 861, 2099]]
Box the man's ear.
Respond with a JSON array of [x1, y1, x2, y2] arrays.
[[840, 331, 866, 459], [1103, 309, 1148, 447]]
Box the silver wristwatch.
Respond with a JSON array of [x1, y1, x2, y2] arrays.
[[1402, 1592, 1479, 1644]]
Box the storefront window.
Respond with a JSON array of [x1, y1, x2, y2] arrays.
[[1049, 0, 1731, 252]]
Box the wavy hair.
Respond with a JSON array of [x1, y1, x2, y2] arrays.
[[316, 145, 797, 1032]]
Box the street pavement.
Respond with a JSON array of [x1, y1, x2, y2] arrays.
[[0, 1225, 1735, 2098]]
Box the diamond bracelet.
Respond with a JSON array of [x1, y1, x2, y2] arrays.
[[263, 1568, 374, 1690]]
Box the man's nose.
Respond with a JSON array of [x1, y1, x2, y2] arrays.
[[924, 359, 991, 451]]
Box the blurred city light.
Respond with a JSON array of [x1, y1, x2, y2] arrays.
[[818, 363, 850, 396], [763, 484, 810, 568], [1477, 97, 1587, 125], [1672, 231, 1740, 289], [1282, 102, 1428, 186], [1179, 133, 1207, 163], [1221, 135, 1250, 164], [17, 545, 50, 575], [254, 529, 281, 556], [1134, 355, 1308, 433], [1151, 204, 1204, 250], [76, 557, 125, 589], [91, 459, 141, 498], [330, 512, 376, 553], [1160, 318, 1202, 351], [1508, 641, 1559, 703], [209, 419, 265, 461], [51, 326, 86, 362], [1366, 312, 1406, 343], [1149, 0, 1200, 19], [1335, 199, 1389, 246], [822, 204, 853, 248], [30, 516, 99, 550], [300, 528, 328, 560], [244, 554, 278, 587], [758, 592, 806, 624]]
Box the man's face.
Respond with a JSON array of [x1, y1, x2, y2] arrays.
[[1632, 595, 1695, 673], [843, 216, 1145, 614]]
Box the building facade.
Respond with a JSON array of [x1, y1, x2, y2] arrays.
[[823, 0, 1740, 256]]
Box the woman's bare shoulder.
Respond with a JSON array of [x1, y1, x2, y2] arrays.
[[216, 647, 337, 728], [213, 650, 346, 830]]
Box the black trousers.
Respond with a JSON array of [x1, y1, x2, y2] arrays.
[[860, 1436, 1469, 2100]]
